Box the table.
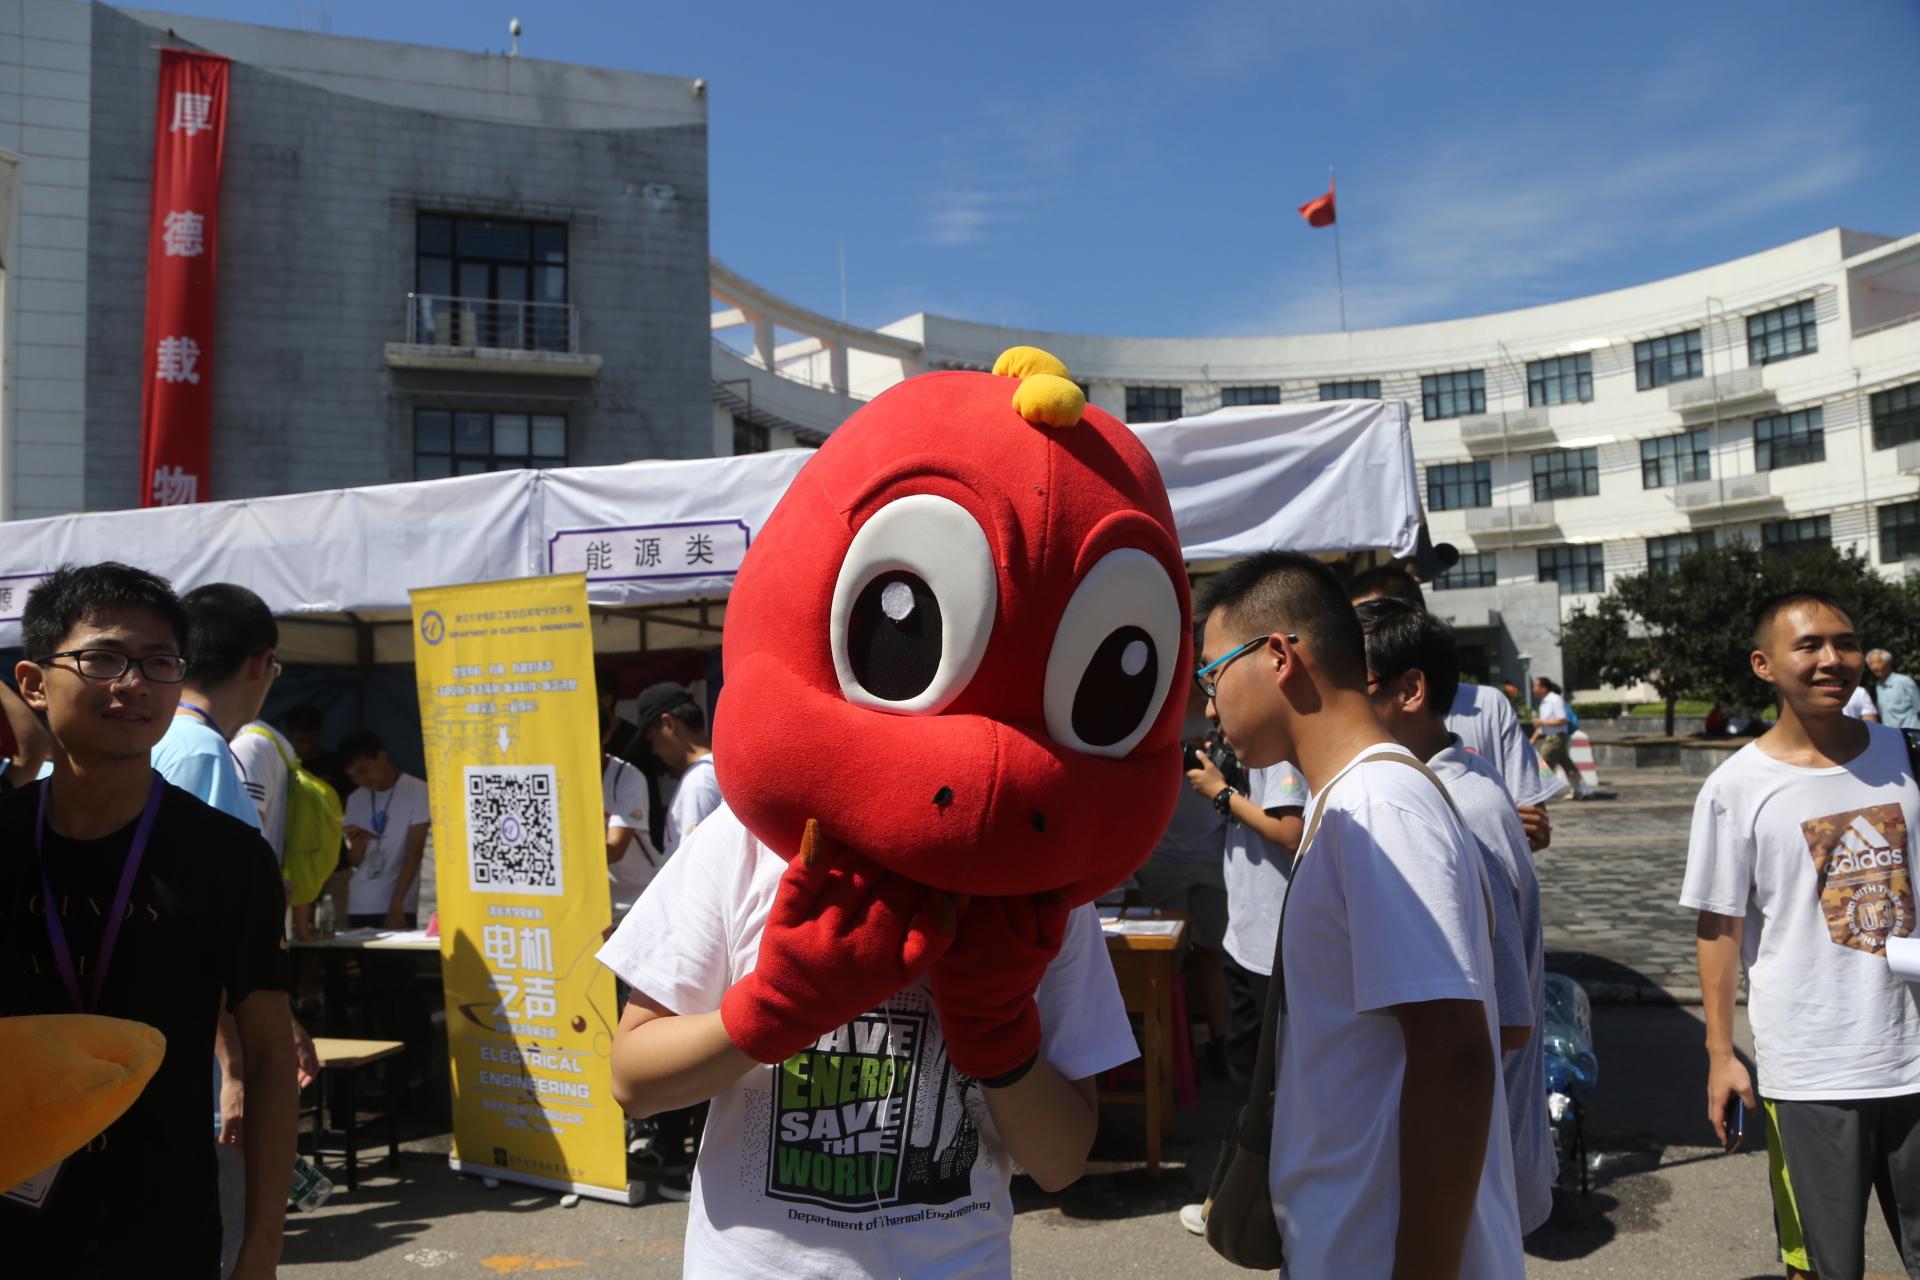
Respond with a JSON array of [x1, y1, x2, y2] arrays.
[[1100, 913, 1188, 1175], [293, 930, 442, 1037]]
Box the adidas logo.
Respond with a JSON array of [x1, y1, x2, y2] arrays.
[[1831, 815, 1904, 875]]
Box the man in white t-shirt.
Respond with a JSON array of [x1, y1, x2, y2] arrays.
[[1682, 589, 1920, 1280], [231, 719, 293, 866], [1347, 564, 1561, 845], [337, 730, 432, 929], [633, 682, 724, 856], [1531, 677, 1590, 800], [1194, 550, 1522, 1279], [597, 805, 1138, 1275], [1844, 684, 1882, 722], [1358, 597, 1555, 1236]]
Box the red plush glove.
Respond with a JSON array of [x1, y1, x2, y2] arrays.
[[721, 819, 962, 1064], [929, 891, 1071, 1082]]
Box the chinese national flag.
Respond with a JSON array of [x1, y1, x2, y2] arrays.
[[1297, 182, 1336, 228]]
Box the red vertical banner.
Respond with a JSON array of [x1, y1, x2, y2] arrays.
[[138, 49, 229, 507]]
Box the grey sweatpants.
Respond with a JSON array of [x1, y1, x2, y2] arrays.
[[1769, 1091, 1920, 1280]]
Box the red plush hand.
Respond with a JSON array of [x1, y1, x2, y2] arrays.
[[930, 891, 1071, 1081], [721, 819, 962, 1064]]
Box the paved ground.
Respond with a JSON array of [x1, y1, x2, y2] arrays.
[[281, 764, 1913, 1278]]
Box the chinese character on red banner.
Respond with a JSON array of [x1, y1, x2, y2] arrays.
[[137, 50, 229, 508]]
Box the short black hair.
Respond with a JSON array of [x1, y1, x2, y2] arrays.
[[179, 583, 279, 686], [1534, 676, 1560, 694], [285, 705, 324, 733], [336, 729, 385, 764], [1195, 550, 1367, 685], [21, 562, 189, 659], [1346, 563, 1426, 609], [1753, 589, 1854, 650], [1355, 597, 1460, 718]]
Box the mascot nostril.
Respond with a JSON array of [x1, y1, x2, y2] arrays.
[[1029, 811, 1047, 834], [934, 786, 954, 808]]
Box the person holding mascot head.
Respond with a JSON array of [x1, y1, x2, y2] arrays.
[[600, 347, 1189, 1274]]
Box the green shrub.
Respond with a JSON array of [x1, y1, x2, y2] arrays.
[[1629, 700, 1713, 717], [1571, 701, 1624, 719]]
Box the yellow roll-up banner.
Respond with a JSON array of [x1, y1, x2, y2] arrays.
[[410, 574, 634, 1203]]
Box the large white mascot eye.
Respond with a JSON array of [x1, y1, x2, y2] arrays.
[[830, 494, 998, 715], [1043, 548, 1180, 758]]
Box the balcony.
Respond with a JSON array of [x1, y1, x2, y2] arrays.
[[1465, 503, 1556, 540], [384, 294, 602, 377], [1899, 442, 1920, 476], [1668, 366, 1771, 416], [1459, 408, 1554, 451], [1673, 472, 1779, 514]]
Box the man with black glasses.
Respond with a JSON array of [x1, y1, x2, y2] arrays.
[[1, 563, 294, 1277]]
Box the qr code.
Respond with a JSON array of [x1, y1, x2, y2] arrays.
[[464, 766, 564, 896]]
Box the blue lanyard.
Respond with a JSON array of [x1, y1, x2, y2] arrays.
[[370, 783, 398, 836], [34, 772, 166, 1013]]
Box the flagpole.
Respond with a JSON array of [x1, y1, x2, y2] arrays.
[[1330, 165, 1348, 332]]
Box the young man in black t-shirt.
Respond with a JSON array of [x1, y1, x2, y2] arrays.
[[1, 563, 294, 1277]]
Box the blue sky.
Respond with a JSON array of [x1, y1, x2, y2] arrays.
[[161, 0, 1919, 337]]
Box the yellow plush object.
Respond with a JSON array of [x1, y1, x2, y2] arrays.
[[994, 346, 1085, 429], [0, 1014, 166, 1188]]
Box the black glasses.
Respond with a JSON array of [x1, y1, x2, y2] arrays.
[[37, 648, 190, 684], [1193, 634, 1298, 700]]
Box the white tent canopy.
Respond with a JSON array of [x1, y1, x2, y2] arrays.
[[0, 399, 1418, 659]]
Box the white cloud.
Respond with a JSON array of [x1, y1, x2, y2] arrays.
[[916, 107, 1086, 249], [1221, 74, 1872, 335]]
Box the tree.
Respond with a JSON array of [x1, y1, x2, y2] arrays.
[[1561, 541, 1918, 736]]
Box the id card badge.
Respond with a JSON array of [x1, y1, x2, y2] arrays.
[[3, 1160, 63, 1211]]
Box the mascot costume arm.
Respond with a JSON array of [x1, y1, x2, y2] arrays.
[[0, 1014, 165, 1190]]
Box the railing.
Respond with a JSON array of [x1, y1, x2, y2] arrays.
[[1459, 408, 1553, 448], [404, 294, 578, 354], [1673, 472, 1775, 512], [1897, 442, 1920, 475], [1668, 365, 1766, 412], [1465, 503, 1556, 534]]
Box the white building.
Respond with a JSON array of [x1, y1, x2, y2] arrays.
[[712, 227, 1920, 690]]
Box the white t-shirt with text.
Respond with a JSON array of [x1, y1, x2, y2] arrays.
[[344, 772, 432, 915], [1222, 763, 1308, 976], [665, 755, 723, 857], [597, 804, 1138, 1278], [1679, 724, 1920, 1099], [1269, 746, 1523, 1279], [1448, 682, 1564, 805], [1429, 737, 1554, 1235], [603, 755, 661, 918]]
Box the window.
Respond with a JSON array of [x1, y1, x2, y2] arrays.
[[1426, 461, 1492, 511], [1531, 447, 1601, 500], [1640, 429, 1711, 489], [1762, 515, 1831, 555], [1634, 329, 1703, 390], [415, 213, 569, 351], [1645, 531, 1715, 576], [1527, 354, 1593, 406], [1320, 379, 1381, 401], [1422, 369, 1484, 420], [1872, 382, 1920, 451], [1126, 386, 1183, 422], [1433, 553, 1497, 591], [1882, 500, 1920, 563], [1221, 385, 1281, 407], [733, 416, 769, 455], [1747, 299, 1818, 365], [1537, 544, 1605, 595], [413, 409, 566, 479], [1754, 407, 1825, 471]]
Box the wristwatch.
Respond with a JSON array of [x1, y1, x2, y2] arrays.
[[1212, 784, 1238, 817]]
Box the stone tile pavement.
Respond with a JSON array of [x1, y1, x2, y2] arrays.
[[1536, 765, 1716, 1002]]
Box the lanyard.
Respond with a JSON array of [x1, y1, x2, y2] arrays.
[[370, 783, 397, 836], [178, 702, 223, 739], [34, 772, 165, 1014]]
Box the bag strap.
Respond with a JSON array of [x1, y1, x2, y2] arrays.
[[242, 723, 297, 772], [1233, 747, 1477, 1156]]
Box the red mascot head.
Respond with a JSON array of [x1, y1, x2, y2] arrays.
[[714, 347, 1191, 906]]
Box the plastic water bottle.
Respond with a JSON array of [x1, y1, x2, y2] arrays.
[[288, 1154, 335, 1212], [314, 896, 335, 938]]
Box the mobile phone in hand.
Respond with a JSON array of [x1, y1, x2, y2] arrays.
[[1723, 1096, 1746, 1153], [1183, 745, 1206, 773]]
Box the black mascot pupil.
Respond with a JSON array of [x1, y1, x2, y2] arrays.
[[1072, 626, 1157, 746], [849, 570, 944, 701]]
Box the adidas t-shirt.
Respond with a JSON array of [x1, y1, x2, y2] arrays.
[[1679, 723, 1920, 1099], [597, 804, 1138, 1278]]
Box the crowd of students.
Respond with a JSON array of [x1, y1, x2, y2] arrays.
[[5, 554, 1917, 1279]]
